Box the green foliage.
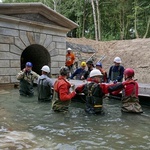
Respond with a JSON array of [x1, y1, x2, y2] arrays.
[[2, 0, 150, 40]]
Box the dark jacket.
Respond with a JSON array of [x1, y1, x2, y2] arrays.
[[37, 75, 53, 101], [76, 78, 124, 114], [108, 65, 124, 82]]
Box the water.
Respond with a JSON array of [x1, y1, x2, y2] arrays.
[[0, 88, 150, 150]]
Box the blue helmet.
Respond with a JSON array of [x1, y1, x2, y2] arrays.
[[96, 62, 102, 67], [26, 62, 33, 67]]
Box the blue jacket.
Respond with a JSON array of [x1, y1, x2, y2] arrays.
[[70, 68, 86, 80]]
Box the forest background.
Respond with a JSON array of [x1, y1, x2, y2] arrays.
[[2, 0, 150, 41], [1, 0, 150, 83]]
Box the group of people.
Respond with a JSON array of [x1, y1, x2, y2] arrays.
[[17, 62, 53, 101], [51, 65, 142, 114], [65, 47, 124, 84], [16, 48, 143, 115]]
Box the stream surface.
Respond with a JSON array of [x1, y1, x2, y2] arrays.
[[0, 88, 150, 150]]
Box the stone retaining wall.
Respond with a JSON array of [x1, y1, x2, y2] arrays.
[[0, 17, 67, 84]]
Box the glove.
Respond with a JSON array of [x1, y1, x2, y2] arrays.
[[81, 75, 85, 80], [71, 84, 75, 91], [113, 80, 118, 84]]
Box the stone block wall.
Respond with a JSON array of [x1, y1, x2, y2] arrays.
[[0, 18, 67, 84]]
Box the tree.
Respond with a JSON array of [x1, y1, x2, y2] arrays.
[[2, 0, 150, 40], [133, 0, 139, 38], [91, 0, 98, 41], [127, 0, 150, 38], [143, 16, 150, 38], [96, 0, 101, 40]]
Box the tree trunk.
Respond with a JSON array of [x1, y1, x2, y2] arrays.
[[82, 17, 86, 37], [82, 0, 86, 37], [96, 0, 101, 41], [53, 0, 57, 11], [134, 0, 139, 38], [91, 0, 98, 41], [143, 16, 150, 38], [119, 5, 125, 40], [122, 5, 125, 40]]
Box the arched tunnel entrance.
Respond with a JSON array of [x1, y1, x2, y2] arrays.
[[21, 44, 50, 75]]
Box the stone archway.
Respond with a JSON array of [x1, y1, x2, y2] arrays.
[[21, 44, 50, 75]]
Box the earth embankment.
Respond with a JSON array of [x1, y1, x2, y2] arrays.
[[67, 38, 150, 83]]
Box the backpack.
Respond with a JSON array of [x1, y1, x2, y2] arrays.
[[38, 78, 52, 101], [83, 82, 104, 114]]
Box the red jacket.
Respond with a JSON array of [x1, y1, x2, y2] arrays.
[[112, 79, 138, 97], [76, 78, 114, 94], [54, 76, 76, 101]]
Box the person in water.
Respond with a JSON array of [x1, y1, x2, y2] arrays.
[[52, 66, 76, 112], [111, 68, 143, 113], [37, 65, 53, 102], [70, 61, 87, 80], [108, 57, 124, 83], [17, 62, 39, 97], [75, 69, 127, 114]]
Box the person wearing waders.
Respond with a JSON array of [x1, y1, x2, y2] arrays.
[[37, 65, 53, 102], [75, 69, 127, 114], [108, 57, 124, 83], [81, 60, 95, 80], [111, 68, 143, 113], [17, 62, 39, 97], [52, 66, 76, 113], [70, 61, 87, 80], [96, 62, 108, 83]]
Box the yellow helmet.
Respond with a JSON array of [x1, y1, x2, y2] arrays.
[[81, 61, 86, 67]]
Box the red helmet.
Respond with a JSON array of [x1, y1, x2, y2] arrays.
[[124, 68, 134, 77]]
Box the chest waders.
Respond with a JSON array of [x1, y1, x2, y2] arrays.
[[52, 91, 71, 112], [122, 82, 143, 113], [20, 73, 34, 96], [38, 78, 52, 101], [83, 82, 104, 114], [111, 66, 122, 82]]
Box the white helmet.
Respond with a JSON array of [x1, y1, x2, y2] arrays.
[[114, 57, 121, 63], [90, 69, 102, 78], [67, 48, 72, 51], [41, 65, 50, 73]]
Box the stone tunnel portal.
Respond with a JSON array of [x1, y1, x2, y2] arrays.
[[21, 44, 50, 75]]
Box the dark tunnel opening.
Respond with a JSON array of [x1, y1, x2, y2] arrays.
[[21, 44, 50, 75]]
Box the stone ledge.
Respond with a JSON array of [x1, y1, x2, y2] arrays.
[[0, 83, 16, 90]]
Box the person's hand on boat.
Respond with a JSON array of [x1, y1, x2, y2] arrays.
[[71, 84, 75, 91], [113, 80, 118, 84]]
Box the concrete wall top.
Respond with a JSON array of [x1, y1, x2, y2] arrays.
[[0, 14, 70, 34], [0, 3, 78, 30]]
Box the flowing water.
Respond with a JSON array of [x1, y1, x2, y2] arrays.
[[0, 88, 150, 150]]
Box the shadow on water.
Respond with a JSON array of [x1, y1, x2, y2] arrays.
[[0, 88, 150, 150]]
